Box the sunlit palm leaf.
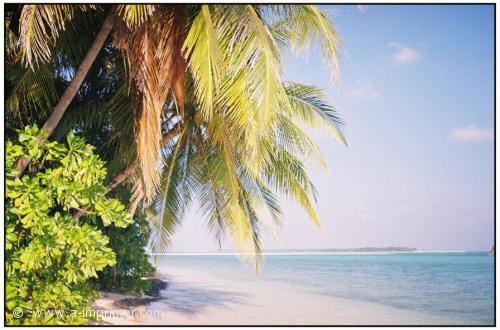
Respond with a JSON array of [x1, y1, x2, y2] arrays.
[[116, 5, 156, 28], [282, 5, 342, 80], [184, 5, 222, 121], [18, 4, 95, 67], [286, 82, 347, 145]]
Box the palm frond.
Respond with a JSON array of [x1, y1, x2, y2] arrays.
[[196, 128, 257, 260], [116, 5, 156, 28], [147, 127, 192, 253], [283, 5, 342, 80], [263, 143, 320, 228], [245, 5, 291, 129], [275, 114, 328, 171], [18, 4, 95, 68], [5, 61, 58, 125], [113, 6, 186, 202], [238, 184, 264, 273], [286, 82, 347, 145], [184, 5, 222, 121]]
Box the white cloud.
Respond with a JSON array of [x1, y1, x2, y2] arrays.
[[449, 125, 493, 142], [347, 84, 381, 99], [357, 5, 369, 12], [389, 43, 422, 64]]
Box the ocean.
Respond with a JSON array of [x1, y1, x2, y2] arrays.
[[156, 252, 494, 325]]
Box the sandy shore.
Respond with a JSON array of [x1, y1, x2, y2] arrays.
[[93, 266, 456, 325]]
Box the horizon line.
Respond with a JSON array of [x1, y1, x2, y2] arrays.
[[147, 250, 488, 256]]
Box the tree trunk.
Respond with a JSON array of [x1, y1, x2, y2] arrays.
[[111, 265, 117, 283], [105, 165, 135, 192], [16, 6, 117, 178]]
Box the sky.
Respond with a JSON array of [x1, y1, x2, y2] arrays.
[[171, 4, 494, 252]]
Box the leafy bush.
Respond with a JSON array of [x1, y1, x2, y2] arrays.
[[95, 208, 155, 294], [5, 126, 133, 325]]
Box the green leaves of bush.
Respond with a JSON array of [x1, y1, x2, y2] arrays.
[[5, 126, 133, 325]]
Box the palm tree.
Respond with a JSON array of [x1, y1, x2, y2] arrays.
[[6, 4, 345, 268], [145, 80, 344, 270]]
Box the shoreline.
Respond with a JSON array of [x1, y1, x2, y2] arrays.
[[93, 266, 465, 325]]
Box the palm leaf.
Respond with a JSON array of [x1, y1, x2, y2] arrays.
[[283, 5, 342, 80], [113, 6, 187, 203], [184, 5, 222, 121], [18, 4, 95, 68], [116, 5, 156, 28], [148, 127, 191, 253], [286, 82, 347, 145]]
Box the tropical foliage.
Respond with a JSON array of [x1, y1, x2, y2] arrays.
[[94, 208, 155, 294], [5, 4, 345, 272], [5, 126, 132, 324]]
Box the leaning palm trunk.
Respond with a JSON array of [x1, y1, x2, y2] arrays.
[[15, 7, 116, 177]]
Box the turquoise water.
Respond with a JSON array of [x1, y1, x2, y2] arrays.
[[158, 252, 494, 325]]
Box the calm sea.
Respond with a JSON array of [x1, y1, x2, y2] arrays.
[[157, 252, 494, 325]]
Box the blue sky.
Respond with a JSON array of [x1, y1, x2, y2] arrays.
[[171, 4, 494, 252]]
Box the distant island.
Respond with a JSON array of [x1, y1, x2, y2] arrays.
[[262, 247, 418, 253], [163, 247, 419, 254]]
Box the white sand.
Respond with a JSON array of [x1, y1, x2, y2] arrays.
[[93, 266, 455, 325]]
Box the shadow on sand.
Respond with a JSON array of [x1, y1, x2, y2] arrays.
[[156, 274, 252, 315]]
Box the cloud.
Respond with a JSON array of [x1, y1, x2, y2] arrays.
[[347, 84, 381, 99], [449, 125, 493, 142], [357, 5, 369, 12], [389, 43, 422, 64]]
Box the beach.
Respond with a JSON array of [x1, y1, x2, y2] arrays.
[[93, 252, 494, 325], [94, 266, 441, 325]]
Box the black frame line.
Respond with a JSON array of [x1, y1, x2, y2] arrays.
[[2, 2, 496, 327]]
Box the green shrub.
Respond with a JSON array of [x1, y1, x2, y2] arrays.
[[5, 126, 133, 325], [95, 209, 155, 294]]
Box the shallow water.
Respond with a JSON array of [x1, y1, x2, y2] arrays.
[[156, 252, 494, 325]]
